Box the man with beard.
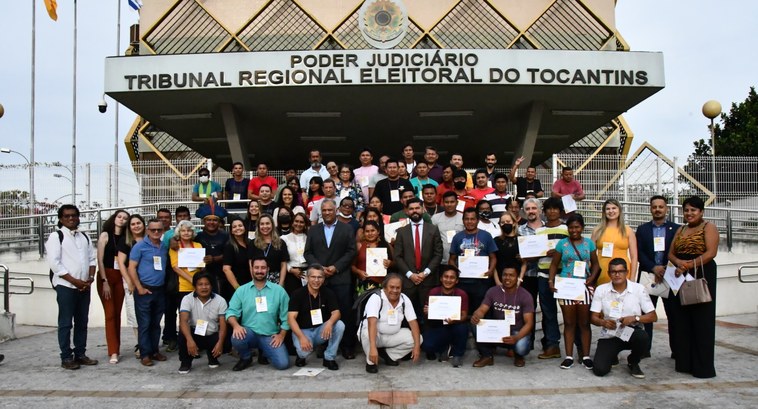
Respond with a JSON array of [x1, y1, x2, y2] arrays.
[[483, 152, 498, 185], [372, 159, 414, 216], [393, 198, 444, 320], [299, 149, 330, 190], [509, 156, 544, 199]]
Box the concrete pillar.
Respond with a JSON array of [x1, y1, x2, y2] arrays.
[[514, 101, 544, 167], [220, 103, 251, 169]]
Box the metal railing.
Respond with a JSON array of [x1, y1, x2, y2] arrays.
[[738, 265, 758, 284], [1, 264, 35, 314]]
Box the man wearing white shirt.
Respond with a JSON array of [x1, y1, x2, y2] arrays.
[[46, 204, 98, 370], [431, 191, 464, 264], [590, 258, 657, 379], [359, 274, 422, 373], [299, 149, 330, 190], [309, 179, 338, 224]]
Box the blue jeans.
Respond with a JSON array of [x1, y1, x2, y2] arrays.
[[422, 323, 469, 357], [231, 328, 290, 370], [55, 285, 91, 361], [472, 325, 532, 357], [293, 321, 346, 361], [538, 276, 561, 349], [134, 287, 165, 358]]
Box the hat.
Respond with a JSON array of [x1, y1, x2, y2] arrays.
[[195, 198, 228, 221]]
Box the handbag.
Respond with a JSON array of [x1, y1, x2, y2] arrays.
[[679, 256, 712, 306], [640, 271, 669, 299]]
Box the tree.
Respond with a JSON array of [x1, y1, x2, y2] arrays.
[[685, 87, 758, 202]]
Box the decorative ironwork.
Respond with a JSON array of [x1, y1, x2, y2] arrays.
[[237, 0, 325, 51], [431, 0, 519, 49]]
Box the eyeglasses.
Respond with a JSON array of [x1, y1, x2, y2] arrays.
[[608, 269, 627, 275], [147, 228, 163, 232]]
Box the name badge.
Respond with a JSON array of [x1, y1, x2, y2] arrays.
[[248, 231, 256, 240], [601, 242, 614, 257], [653, 236, 665, 252], [456, 200, 466, 212], [609, 300, 623, 318], [200, 193, 207, 199], [390, 189, 400, 202], [310, 309, 323, 326], [387, 308, 399, 325], [504, 309, 516, 327], [297, 245, 305, 257], [359, 176, 369, 187], [573, 260, 587, 278], [194, 319, 209, 336], [233, 193, 241, 201], [446, 230, 456, 244], [153, 256, 162, 271], [464, 249, 476, 258], [617, 325, 634, 342], [255, 296, 268, 312], [113, 256, 119, 270], [487, 180, 492, 188]]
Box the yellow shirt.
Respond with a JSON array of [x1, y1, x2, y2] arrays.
[[169, 242, 203, 293]]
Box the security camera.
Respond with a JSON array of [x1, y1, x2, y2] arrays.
[[98, 99, 108, 113]]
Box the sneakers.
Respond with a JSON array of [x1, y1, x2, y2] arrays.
[[560, 357, 574, 369], [538, 346, 562, 359], [472, 356, 494, 367], [629, 363, 645, 379], [208, 357, 220, 368], [178, 363, 191, 374], [582, 357, 594, 370], [451, 356, 463, 368], [61, 359, 80, 370]]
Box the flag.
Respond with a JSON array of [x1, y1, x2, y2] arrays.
[[44, 0, 57, 21], [128, 0, 142, 11]]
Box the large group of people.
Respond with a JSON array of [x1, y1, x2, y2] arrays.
[[45, 147, 719, 380]]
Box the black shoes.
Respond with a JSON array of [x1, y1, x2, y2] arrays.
[[629, 363, 645, 379], [75, 356, 98, 366], [233, 358, 253, 371], [61, 359, 80, 370], [258, 354, 270, 365], [378, 348, 398, 366], [365, 363, 378, 373], [322, 359, 339, 370], [341, 348, 355, 360], [295, 357, 307, 367]]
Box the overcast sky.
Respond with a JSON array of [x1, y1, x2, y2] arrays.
[[0, 1, 756, 170]]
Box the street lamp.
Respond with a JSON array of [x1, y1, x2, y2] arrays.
[[54, 173, 73, 183], [702, 100, 722, 201], [1, 147, 34, 216]]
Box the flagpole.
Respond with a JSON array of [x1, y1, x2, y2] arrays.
[[30, 0, 36, 216], [72, 0, 78, 204], [114, 0, 121, 206]]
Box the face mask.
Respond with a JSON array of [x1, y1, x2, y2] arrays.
[[480, 211, 492, 219], [338, 212, 353, 219], [278, 214, 292, 225], [198, 176, 209, 183], [454, 181, 466, 190], [501, 224, 514, 234]]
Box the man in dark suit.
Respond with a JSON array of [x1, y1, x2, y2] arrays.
[[393, 198, 444, 323], [635, 195, 679, 357], [304, 198, 357, 358]]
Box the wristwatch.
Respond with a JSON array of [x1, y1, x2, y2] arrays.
[[635, 315, 640, 324]]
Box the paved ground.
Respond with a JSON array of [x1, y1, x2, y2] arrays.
[[0, 314, 757, 408]]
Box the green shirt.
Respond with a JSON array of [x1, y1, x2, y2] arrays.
[[225, 281, 290, 335]]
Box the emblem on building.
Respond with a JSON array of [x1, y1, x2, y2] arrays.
[[358, 0, 409, 49]]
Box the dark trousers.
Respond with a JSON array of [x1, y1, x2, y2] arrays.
[[162, 289, 180, 343], [327, 282, 355, 351], [592, 328, 649, 376], [178, 330, 220, 365], [134, 287, 165, 357], [55, 285, 91, 361], [458, 278, 492, 314], [521, 276, 538, 349], [422, 323, 468, 357], [402, 274, 439, 327]]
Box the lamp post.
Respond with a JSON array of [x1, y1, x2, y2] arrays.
[[1, 148, 34, 216], [702, 100, 722, 201]]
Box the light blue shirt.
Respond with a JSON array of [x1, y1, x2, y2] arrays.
[[323, 222, 337, 248]]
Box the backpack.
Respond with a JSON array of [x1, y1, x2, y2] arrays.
[[49, 230, 91, 287]]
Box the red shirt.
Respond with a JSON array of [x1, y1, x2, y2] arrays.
[[436, 182, 454, 204], [469, 187, 495, 203], [248, 176, 278, 196]]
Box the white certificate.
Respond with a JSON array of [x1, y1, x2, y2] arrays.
[[561, 195, 578, 213], [178, 248, 206, 268], [518, 235, 549, 258], [383, 220, 407, 242], [456, 200, 466, 212], [476, 319, 509, 343], [554, 277, 586, 301], [459, 256, 489, 279], [365, 247, 388, 277], [428, 296, 461, 320], [664, 263, 685, 293]]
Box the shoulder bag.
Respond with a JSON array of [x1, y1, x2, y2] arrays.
[[679, 256, 712, 305]]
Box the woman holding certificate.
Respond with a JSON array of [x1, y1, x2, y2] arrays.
[[169, 220, 204, 304], [352, 220, 394, 296], [549, 213, 600, 370], [667, 196, 719, 378], [592, 199, 638, 285]]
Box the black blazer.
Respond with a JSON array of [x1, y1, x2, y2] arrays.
[[393, 222, 443, 277], [635, 220, 680, 273], [304, 222, 356, 286]]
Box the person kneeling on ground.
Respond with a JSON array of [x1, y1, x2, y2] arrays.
[[471, 266, 534, 367], [287, 264, 345, 370], [422, 265, 469, 368], [359, 274, 422, 373], [590, 258, 657, 379], [177, 273, 228, 374], [226, 257, 291, 371]]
